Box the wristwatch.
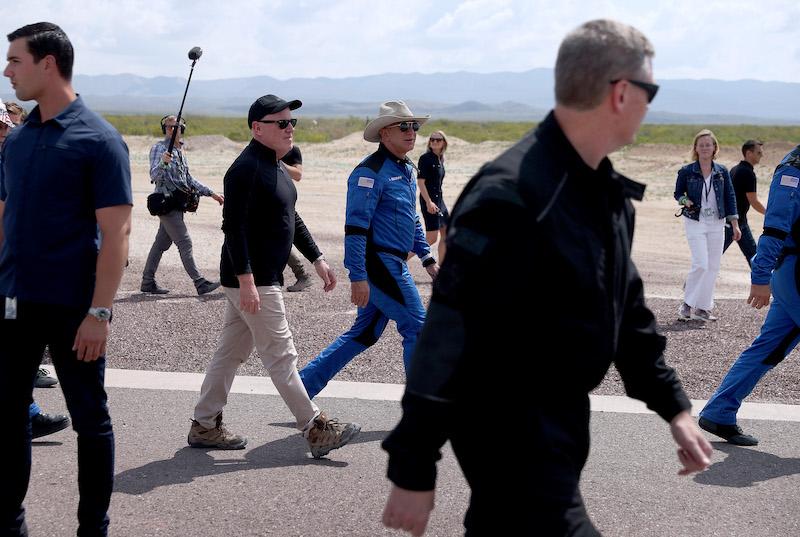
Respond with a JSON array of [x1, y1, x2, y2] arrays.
[[87, 307, 112, 322]]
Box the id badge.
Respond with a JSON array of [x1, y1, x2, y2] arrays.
[[702, 207, 715, 218], [5, 296, 17, 319]]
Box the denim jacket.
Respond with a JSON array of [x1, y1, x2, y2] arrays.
[[673, 161, 738, 222]]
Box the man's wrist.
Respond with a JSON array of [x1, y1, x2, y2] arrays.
[[313, 254, 326, 265], [87, 306, 112, 322]]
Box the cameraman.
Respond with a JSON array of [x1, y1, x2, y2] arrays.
[[141, 115, 224, 295]]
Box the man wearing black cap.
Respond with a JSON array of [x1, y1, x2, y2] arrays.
[[188, 95, 360, 459]]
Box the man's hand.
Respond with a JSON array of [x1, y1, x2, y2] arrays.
[[239, 280, 260, 313], [211, 193, 224, 205], [747, 284, 771, 309], [314, 259, 337, 292], [161, 152, 173, 166], [731, 221, 742, 242], [351, 280, 370, 308], [73, 317, 109, 362], [670, 411, 712, 476], [425, 262, 439, 280], [382, 486, 434, 537]]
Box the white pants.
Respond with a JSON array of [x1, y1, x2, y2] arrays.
[[193, 286, 319, 430], [683, 217, 725, 311]]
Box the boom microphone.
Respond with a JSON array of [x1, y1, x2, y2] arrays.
[[167, 46, 203, 154]]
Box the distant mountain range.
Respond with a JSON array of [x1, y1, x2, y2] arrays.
[[2, 68, 798, 124]]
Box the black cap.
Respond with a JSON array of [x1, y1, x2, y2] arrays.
[[247, 95, 302, 128]]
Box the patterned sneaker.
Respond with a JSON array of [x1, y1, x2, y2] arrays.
[[34, 367, 58, 388], [304, 412, 361, 459], [678, 302, 691, 322], [187, 413, 247, 449], [691, 308, 717, 322]]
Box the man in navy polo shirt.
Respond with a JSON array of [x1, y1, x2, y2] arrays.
[[0, 22, 132, 537]]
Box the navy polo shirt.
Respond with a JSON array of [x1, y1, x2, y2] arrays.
[[0, 96, 132, 309]]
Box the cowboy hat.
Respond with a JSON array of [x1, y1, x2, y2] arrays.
[[0, 99, 14, 129], [363, 100, 430, 143]]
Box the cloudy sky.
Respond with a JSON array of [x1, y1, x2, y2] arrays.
[[1, 0, 799, 83]]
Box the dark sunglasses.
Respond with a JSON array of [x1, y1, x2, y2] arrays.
[[388, 121, 420, 133], [609, 79, 659, 103], [254, 118, 297, 129], [429, 137, 444, 142]]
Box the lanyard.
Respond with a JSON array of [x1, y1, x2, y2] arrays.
[[703, 175, 713, 203]]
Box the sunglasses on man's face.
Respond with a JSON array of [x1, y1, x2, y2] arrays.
[[609, 79, 659, 103], [254, 118, 297, 130], [388, 121, 421, 133]]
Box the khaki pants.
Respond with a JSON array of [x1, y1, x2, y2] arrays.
[[194, 285, 318, 430]]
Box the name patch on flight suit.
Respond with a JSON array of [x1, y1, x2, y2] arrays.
[[780, 175, 799, 188]]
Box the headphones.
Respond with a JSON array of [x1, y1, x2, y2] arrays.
[[160, 115, 187, 135]]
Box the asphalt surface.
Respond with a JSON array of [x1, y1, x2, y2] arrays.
[[25, 377, 800, 537]]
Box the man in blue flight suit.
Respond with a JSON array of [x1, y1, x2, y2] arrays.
[[700, 143, 800, 446], [300, 101, 439, 399]]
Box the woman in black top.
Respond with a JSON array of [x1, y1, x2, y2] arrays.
[[417, 130, 449, 261]]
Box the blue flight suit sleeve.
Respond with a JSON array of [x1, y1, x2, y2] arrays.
[[410, 166, 433, 262], [344, 167, 383, 282], [751, 162, 800, 285], [411, 214, 433, 261]]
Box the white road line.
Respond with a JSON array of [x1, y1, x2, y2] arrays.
[[100, 368, 800, 422]]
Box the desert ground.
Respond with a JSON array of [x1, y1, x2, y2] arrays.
[[109, 132, 800, 405]]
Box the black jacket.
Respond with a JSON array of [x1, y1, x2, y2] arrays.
[[220, 140, 320, 287], [382, 112, 691, 532]]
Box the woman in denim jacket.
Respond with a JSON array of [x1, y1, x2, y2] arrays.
[[674, 129, 741, 321]]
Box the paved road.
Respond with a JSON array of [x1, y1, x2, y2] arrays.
[[25, 371, 800, 536]]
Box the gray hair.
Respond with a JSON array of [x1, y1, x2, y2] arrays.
[[555, 19, 654, 110]]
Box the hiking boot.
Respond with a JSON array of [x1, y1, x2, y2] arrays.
[[287, 275, 312, 292], [196, 279, 221, 296], [31, 412, 70, 439], [34, 367, 58, 388], [141, 281, 169, 294], [304, 412, 361, 459], [698, 417, 759, 446], [187, 414, 247, 450], [691, 308, 717, 322], [678, 302, 691, 322]]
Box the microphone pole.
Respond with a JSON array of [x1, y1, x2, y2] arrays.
[[167, 46, 203, 154]]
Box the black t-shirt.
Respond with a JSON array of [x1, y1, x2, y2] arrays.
[[730, 160, 756, 223], [417, 151, 445, 201], [281, 145, 302, 166]]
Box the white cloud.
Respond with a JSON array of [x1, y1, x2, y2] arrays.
[[0, 0, 798, 82]]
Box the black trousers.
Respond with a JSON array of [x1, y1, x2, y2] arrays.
[[0, 300, 114, 537], [457, 397, 602, 536]]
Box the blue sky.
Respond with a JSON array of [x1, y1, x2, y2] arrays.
[[2, 0, 799, 83]]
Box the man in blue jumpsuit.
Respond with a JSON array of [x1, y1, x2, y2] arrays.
[[700, 144, 800, 446], [300, 101, 439, 399]]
